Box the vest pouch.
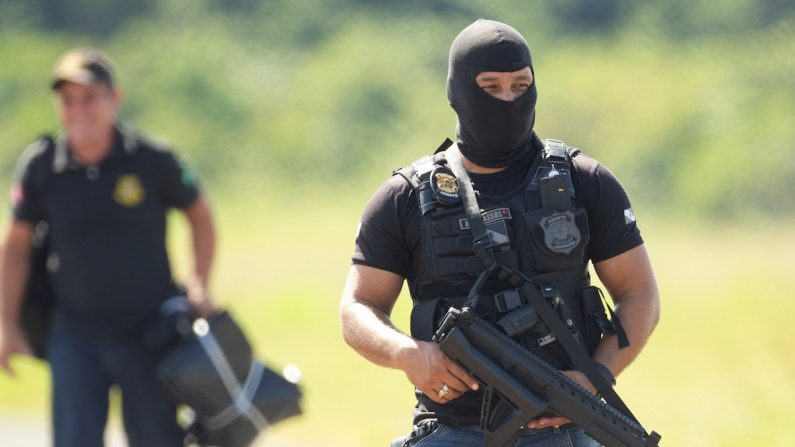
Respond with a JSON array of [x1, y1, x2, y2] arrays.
[[422, 207, 475, 281], [579, 286, 612, 355], [522, 207, 589, 272], [503, 282, 586, 371]]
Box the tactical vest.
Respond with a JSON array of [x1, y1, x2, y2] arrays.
[[395, 139, 614, 369]]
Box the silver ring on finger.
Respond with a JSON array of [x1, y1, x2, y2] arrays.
[[437, 383, 450, 398]]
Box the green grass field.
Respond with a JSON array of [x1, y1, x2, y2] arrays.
[[1, 194, 793, 446]]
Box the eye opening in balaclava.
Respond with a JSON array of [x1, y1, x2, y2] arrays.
[[447, 19, 537, 168]]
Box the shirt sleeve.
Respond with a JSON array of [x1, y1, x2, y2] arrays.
[[154, 150, 201, 209], [10, 140, 50, 223], [574, 155, 644, 263], [351, 176, 416, 277]]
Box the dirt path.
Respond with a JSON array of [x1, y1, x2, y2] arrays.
[[0, 413, 311, 446], [0, 413, 127, 446]]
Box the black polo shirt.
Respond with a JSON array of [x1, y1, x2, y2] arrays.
[[11, 124, 200, 336]]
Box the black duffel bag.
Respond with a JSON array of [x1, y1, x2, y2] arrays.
[[20, 220, 54, 360], [154, 309, 302, 447]]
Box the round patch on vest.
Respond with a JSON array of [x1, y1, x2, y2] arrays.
[[113, 174, 145, 207], [430, 166, 461, 205], [540, 211, 581, 254]]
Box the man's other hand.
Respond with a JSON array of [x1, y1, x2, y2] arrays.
[[0, 325, 32, 377], [399, 340, 480, 404]]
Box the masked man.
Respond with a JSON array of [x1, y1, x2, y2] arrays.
[[340, 20, 660, 446]]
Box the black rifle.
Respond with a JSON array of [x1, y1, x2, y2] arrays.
[[434, 307, 661, 447]]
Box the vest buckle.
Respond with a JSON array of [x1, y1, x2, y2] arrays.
[[494, 289, 524, 313]]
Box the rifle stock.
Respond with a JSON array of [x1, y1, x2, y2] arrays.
[[435, 308, 661, 447]]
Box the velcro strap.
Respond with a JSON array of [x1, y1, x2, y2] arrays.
[[410, 297, 468, 340]]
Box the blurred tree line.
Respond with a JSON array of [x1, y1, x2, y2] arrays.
[[0, 0, 793, 220]]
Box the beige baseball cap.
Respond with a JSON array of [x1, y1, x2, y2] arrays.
[[51, 47, 115, 90]]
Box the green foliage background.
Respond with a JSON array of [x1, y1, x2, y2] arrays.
[[0, 1, 794, 446]]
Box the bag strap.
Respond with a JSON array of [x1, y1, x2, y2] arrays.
[[193, 319, 270, 431]]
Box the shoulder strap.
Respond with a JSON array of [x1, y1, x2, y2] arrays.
[[19, 136, 56, 361], [393, 155, 434, 189], [445, 145, 496, 309], [20, 136, 56, 187]]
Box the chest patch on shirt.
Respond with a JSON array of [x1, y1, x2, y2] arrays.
[[624, 207, 636, 224], [458, 207, 512, 247], [113, 174, 145, 207], [540, 211, 581, 254]]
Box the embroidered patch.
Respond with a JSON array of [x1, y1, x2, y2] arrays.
[[458, 208, 512, 230], [624, 207, 636, 224], [540, 211, 581, 254], [481, 207, 512, 224], [113, 174, 145, 207], [181, 165, 198, 188], [459, 208, 512, 247], [486, 220, 510, 246]]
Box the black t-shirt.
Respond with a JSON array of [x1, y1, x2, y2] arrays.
[[11, 125, 200, 336], [353, 145, 643, 281]]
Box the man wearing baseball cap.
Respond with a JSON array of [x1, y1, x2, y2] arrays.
[[0, 47, 217, 447], [51, 47, 116, 89]]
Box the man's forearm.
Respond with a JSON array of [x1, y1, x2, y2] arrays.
[[185, 199, 215, 295], [591, 245, 661, 378], [340, 299, 417, 371], [190, 217, 214, 290], [0, 244, 32, 331]]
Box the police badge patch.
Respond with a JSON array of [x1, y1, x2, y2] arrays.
[[430, 166, 461, 205], [539, 211, 581, 254], [113, 174, 146, 207]]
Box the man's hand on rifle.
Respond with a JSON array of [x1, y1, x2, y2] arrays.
[[525, 370, 596, 429], [399, 340, 480, 404]]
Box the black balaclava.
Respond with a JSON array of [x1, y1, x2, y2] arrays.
[[447, 19, 537, 168]]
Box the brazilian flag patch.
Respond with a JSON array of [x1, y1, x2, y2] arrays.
[[181, 165, 198, 188]]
